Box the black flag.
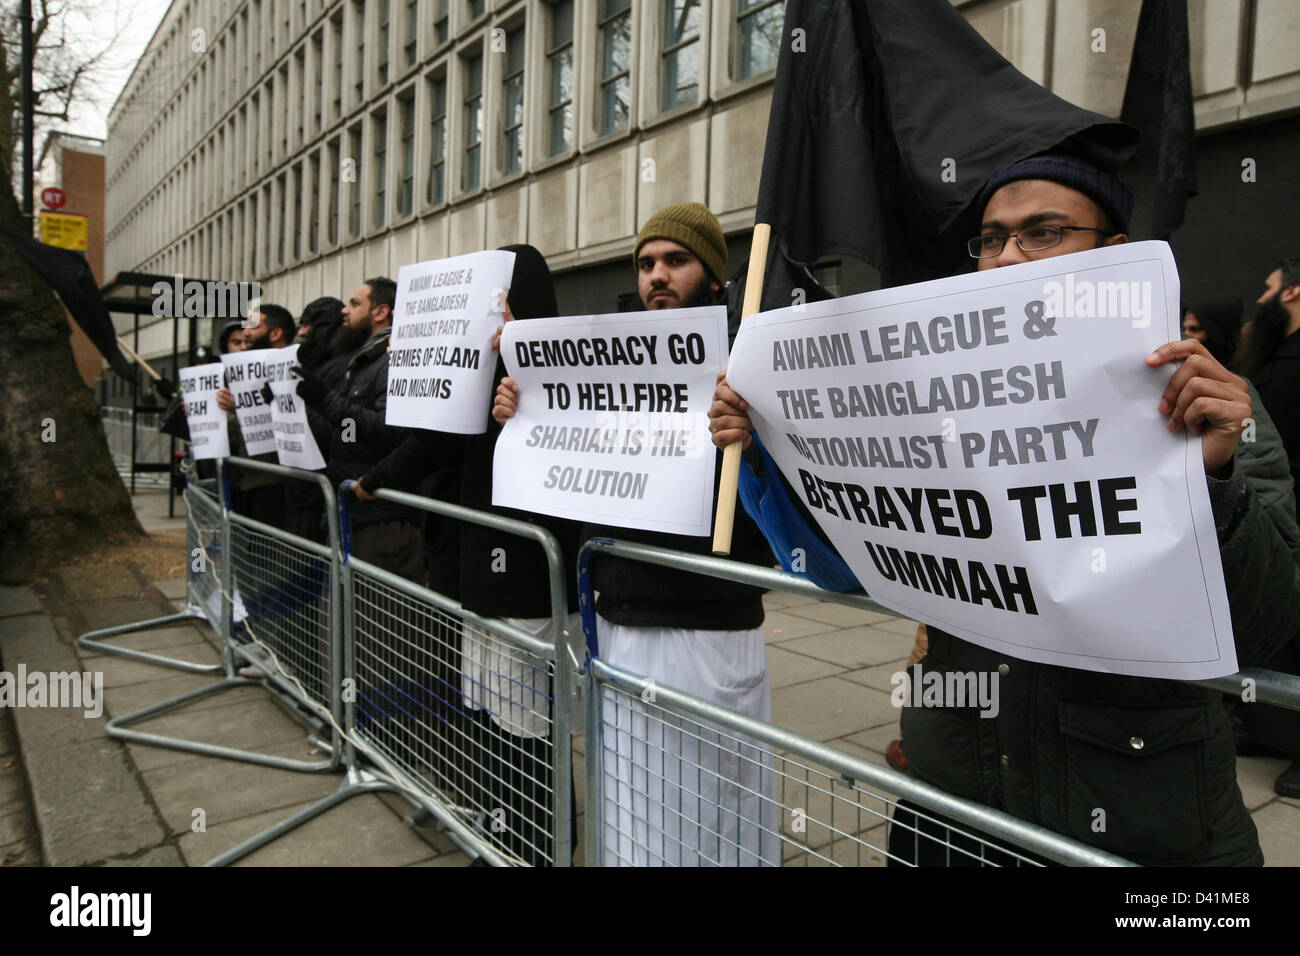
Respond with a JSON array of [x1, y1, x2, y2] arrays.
[[756, 0, 1140, 288], [1122, 0, 1198, 239], [4, 232, 133, 379]]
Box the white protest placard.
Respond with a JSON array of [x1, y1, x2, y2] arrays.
[[219, 350, 278, 456], [177, 363, 230, 460], [385, 249, 516, 434], [728, 241, 1235, 680], [493, 306, 729, 536], [262, 345, 327, 470]]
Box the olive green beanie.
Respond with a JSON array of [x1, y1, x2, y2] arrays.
[[633, 202, 727, 285]]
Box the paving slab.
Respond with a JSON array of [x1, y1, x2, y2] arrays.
[[95, 644, 222, 689], [781, 601, 898, 629], [1236, 754, 1290, 811], [151, 580, 189, 601], [0, 613, 78, 671], [0, 587, 42, 618], [77, 622, 216, 658], [1254, 800, 1300, 866], [25, 736, 165, 866], [144, 748, 343, 834], [762, 611, 843, 642], [105, 673, 249, 720], [837, 724, 903, 758], [121, 695, 320, 773], [839, 659, 910, 694], [185, 793, 437, 867], [71, 598, 182, 634], [765, 645, 847, 689], [775, 626, 915, 669], [772, 676, 899, 742], [102, 845, 186, 866]]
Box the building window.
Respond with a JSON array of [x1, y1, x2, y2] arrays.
[[399, 94, 415, 216], [277, 174, 288, 265], [547, 0, 573, 156], [331, 13, 344, 117], [462, 52, 483, 191], [467, 0, 484, 20], [434, 0, 449, 45], [311, 30, 324, 131], [328, 138, 341, 243], [308, 152, 321, 253], [598, 0, 631, 136], [348, 126, 363, 237], [378, 0, 390, 85], [427, 75, 447, 204], [661, 0, 700, 110], [737, 0, 784, 80], [810, 260, 842, 297], [291, 164, 303, 260], [372, 111, 388, 228], [404, 0, 418, 66], [502, 25, 525, 175], [353, 0, 366, 104]]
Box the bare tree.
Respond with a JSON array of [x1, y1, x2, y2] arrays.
[[1, 0, 142, 583]]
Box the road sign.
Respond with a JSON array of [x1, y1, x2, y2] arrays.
[[39, 210, 88, 250], [41, 187, 67, 210]]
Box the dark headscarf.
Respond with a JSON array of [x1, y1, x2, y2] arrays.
[[296, 296, 346, 368], [216, 320, 244, 354], [499, 244, 559, 321]]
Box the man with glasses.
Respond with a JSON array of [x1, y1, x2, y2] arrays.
[[710, 153, 1300, 866]]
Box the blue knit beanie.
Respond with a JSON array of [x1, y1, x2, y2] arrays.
[[977, 154, 1135, 234]]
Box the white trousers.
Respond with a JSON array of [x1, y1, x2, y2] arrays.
[[598, 616, 781, 867], [461, 612, 579, 739]]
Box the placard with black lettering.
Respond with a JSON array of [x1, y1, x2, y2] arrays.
[[177, 363, 230, 460], [728, 241, 1234, 679], [262, 345, 326, 470], [219, 350, 279, 457], [493, 307, 728, 536], [385, 249, 516, 434]]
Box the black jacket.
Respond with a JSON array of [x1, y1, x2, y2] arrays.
[[311, 327, 420, 530], [589, 454, 775, 630], [1250, 330, 1300, 500], [901, 462, 1300, 866]]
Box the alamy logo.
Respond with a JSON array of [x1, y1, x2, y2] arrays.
[[0, 666, 103, 718], [49, 886, 151, 936], [151, 274, 263, 319], [1040, 273, 1153, 329], [890, 662, 999, 718]]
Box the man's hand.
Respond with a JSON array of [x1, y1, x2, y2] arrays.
[[354, 478, 377, 501], [709, 370, 754, 450], [1146, 339, 1251, 478], [216, 387, 235, 412], [491, 295, 516, 351], [493, 377, 519, 426]]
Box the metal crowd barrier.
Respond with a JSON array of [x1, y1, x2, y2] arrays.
[[577, 537, 1139, 867], [76, 478, 226, 674], [103, 459, 346, 797], [341, 485, 577, 867]]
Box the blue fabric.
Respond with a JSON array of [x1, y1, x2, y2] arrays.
[[738, 433, 862, 593]]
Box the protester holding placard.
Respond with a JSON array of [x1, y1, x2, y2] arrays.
[[495, 204, 780, 867], [216, 304, 295, 527], [710, 155, 1300, 866], [357, 245, 581, 866], [287, 278, 423, 580]]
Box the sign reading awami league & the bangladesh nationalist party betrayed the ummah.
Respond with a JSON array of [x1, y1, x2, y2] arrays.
[[385, 249, 516, 434], [727, 242, 1235, 680], [492, 306, 729, 537]]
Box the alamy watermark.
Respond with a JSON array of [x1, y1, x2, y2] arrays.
[[0, 665, 103, 718], [151, 274, 263, 320], [890, 661, 999, 718]]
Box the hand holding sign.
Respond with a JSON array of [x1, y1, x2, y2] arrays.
[[709, 371, 754, 450], [1147, 338, 1251, 477]]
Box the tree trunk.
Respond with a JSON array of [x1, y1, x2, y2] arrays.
[[0, 244, 144, 583]]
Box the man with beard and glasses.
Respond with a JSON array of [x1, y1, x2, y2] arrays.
[[494, 204, 780, 866], [215, 304, 296, 527]]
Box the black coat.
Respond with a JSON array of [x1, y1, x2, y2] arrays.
[[311, 327, 420, 530]]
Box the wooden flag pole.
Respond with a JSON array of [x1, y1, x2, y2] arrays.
[[712, 222, 771, 556], [115, 336, 163, 381]]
